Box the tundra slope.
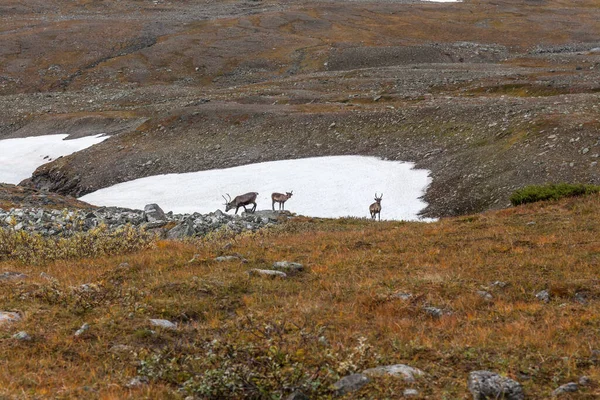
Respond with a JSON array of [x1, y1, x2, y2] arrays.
[[1, 0, 599, 217]]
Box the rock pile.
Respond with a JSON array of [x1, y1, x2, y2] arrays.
[[0, 204, 290, 238]]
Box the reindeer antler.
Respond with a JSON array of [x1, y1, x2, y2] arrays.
[[222, 194, 230, 204]]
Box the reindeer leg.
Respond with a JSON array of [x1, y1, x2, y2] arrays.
[[235, 206, 240, 215], [272, 200, 275, 211], [251, 202, 257, 213]]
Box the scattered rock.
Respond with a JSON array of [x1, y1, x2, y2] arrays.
[[272, 261, 304, 273], [477, 290, 493, 300], [0, 271, 27, 281], [149, 319, 177, 330], [403, 388, 419, 397], [12, 331, 31, 341], [536, 290, 550, 303], [0, 311, 22, 326], [552, 382, 578, 396], [468, 371, 524, 400], [248, 269, 287, 279], [215, 255, 240, 262], [286, 390, 310, 400], [126, 376, 149, 388], [333, 373, 370, 396], [74, 323, 90, 337], [362, 364, 424, 382], [579, 376, 591, 386], [491, 281, 508, 288], [143, 203, 166, 223], [423, 306, 449, 318], [392, 292, 413, 300]]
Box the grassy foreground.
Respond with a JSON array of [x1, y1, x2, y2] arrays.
[[1, 194, 599, 399]]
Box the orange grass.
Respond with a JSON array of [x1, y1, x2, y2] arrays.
[[1, 194, 600, 398]]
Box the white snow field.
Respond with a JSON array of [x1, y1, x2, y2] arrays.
[[0, 134, 108, 184], [80, 156, 432, 220]]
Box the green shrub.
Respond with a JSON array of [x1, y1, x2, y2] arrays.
[[510, 183, 600, 206]]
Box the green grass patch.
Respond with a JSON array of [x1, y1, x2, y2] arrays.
[[510, 183, 600, 206]]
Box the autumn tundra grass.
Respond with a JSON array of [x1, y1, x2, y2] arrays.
[[1, 194, 600, 398]]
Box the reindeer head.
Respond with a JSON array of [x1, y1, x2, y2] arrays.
[[374, 193, 383, 204], [286, 190, 293, 198], [222, 194, 233, 212]]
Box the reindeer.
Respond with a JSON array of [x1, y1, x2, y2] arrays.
[[222, 192, 258, 214], [369, 193, 383, 221], [271, 191, 293, 211]]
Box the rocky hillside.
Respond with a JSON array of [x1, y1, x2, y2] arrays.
[[1, 0, 599, 217]]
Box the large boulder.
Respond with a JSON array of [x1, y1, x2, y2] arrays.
[[468, 371, 524, 400], [143, 203, 166, 223]]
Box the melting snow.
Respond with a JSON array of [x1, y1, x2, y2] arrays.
[[80, 156, 432, 221], [0, 134, 108, 184]]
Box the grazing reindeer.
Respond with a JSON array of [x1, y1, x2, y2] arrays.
[[369, 193, 383, 221], [271, 191, 293, 211], [222, 192, 258, 214]]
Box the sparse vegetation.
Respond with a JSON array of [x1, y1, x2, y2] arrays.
[[510, 183, 600, 206], [0, 224, 154, 264]]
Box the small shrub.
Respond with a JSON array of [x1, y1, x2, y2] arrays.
[[510, 183, 600, 206], [0, 224, 155, 264]]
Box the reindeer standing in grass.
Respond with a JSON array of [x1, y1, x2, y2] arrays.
[[271, 191, 293, 211], [223, 192, 258, 214], [369, 193, 383, 221]]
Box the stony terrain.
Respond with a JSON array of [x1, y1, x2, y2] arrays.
[[0, 200, 288, 238], [1, 0, 599, 217]]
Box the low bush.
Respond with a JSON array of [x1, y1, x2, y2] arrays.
[[0, 224, 155, 264], [510, 183, 600, 206]]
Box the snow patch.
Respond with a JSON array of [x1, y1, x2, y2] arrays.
[[80, 156, 432, 221], [0, 134, 108, 184]]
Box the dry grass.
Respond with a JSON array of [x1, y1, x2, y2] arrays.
[[1, 194, 600, 398]]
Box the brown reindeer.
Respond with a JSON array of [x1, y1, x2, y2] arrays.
[[271, 191, 293, 211], [222, 192, 258, 214], [369, 193, 383, 221]]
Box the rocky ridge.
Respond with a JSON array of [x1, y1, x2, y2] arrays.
[[0, 203, 289, 238]]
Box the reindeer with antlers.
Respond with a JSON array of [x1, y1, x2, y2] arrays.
[[222, 192, 258, 214], [271, 191, 293, 211], [369, 193, 383, 221]]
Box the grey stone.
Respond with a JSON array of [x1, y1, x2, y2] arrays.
[[468, 371, 524, 400], [423, 306, 446, 318], [362, 364, 424, 382], [248, 269, 287, 278], [215, 255, 240, 262], [579, 376, 591, 386], [491, 281, 508, 288], [333, 373, 370, 396], [0, 311, 21, 325], [143, 203, 166, 223], [12, 331, 31, 341], [536, 290, 550, 303], [286, 390, 310, 400], [74, 323, 90, 337], [477, 290, 493, 300], [0, 271, 27, 281], [149, 319, 177, 330], [552, 382, 578, 396], [272, 261, 304, 273], [403, 388, 419, 397], [392, 292, 413, 300]]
